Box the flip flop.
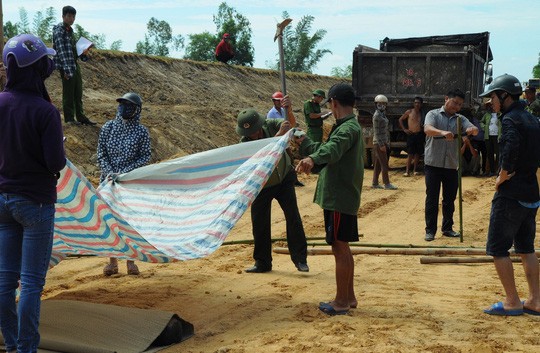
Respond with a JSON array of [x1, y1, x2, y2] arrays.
[[522, 301, 540, 316], [318, 302, 349, 316], [483, 301, 523, 316], [319, 301, 357, 309]]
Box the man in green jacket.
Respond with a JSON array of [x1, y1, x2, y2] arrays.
[[303, 89, 328, 142], [296, 83, 364, 315], [236, 102, 308, 274]]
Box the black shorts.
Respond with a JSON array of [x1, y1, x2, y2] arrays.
[[324, 210, 359, 245], [486, 197, 537, 257], [406, 132, 424, 155]]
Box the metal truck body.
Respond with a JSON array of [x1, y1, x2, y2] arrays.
[[352, 32, 493, 165]]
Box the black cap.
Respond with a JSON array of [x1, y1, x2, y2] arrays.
[[524, 85, 536, 93], [323, 83, 355, 105]]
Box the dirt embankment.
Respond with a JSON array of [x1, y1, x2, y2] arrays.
[[46, 51, 346, 184]]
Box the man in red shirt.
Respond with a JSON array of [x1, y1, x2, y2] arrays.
[[215, 33, 234, 64]]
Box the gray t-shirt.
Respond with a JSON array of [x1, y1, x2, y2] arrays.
[[424, 106, 474, 169]]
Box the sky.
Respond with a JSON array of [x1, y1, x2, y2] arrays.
[[4, 0, 540, 86]]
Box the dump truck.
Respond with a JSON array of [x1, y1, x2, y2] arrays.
[[352, 32, 493, 166]]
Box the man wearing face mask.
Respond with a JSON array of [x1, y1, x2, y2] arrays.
[[97, 92, 151, 276], [0, 33, 66, 353], [371, 94, 397, 190]]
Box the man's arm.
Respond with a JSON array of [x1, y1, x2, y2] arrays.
[[398, 109, 411, 133]]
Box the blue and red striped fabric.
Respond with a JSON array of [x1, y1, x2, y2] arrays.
[[51, 132, 291, 266]]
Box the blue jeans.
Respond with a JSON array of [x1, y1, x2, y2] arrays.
[[0, 193, 54, 353]]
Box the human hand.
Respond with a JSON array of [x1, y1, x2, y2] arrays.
[[441, 131, 454, 140], [278, 120, 292, 135], [107, 173, 119, 182], [295, 157, 314, 174], [281, 95, 291, 108], [495, 170, 515, 191], [466, 126, 479, 136]]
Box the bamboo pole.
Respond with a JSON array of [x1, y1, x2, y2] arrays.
[[420, 256, 528, 264], [457, 116, 464, 242], [274, 247, 540, 257], [305, 242, 479, 249], [222, 237, 327, 246]]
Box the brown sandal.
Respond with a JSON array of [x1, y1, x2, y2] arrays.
[[103, 263, 118, 276]]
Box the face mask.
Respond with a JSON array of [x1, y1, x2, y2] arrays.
[[376, 103, 386, 111], [118, 103, 138, 119]]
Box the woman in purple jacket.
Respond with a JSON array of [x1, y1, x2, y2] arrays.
[[0, 34, 66, 353]]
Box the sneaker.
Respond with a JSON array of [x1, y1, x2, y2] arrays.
[[413, 172, 420, 176], [384, 183, 398, 190], [65, 121, 81, 125], [403, 172, 410, 177], [371, 184, 384, 189], [80, 119, 97, 126], [296, 262, 309, 272], [425, 233, 435, 241]]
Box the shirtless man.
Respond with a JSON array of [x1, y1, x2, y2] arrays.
[[398, 97, 424, 176]]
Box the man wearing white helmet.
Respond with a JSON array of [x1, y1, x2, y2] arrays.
[[371, 94, 397, 190]]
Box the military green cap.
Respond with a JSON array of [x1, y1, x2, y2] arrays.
[[312, 89, 326, 98], [236, 109, 265, 137]]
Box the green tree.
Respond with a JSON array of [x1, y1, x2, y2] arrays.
[[135, 17, 184, 57], [271, 11, 331, 73], [17, 8, 30, 34], [110, 40, 123, 51], [32, 7, 56, 43], [184, 31, 218, 62], [533, 52, 540, 78], [331, 64, 352, 79], [3, 21, 18, 39], [212, 2, 254, 66]]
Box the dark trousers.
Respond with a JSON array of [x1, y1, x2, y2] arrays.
[[486, 136, 499, 173], [60, 63, 87, 123], [424, 165, 458, 234], [216, 52, 234, 64], [472, 140, 487, 174], [250, 171, 307, 268]]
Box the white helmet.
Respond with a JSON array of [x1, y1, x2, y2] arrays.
[[374, 94, 388, 103]]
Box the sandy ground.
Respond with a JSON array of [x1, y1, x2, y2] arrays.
[[43, 157, 540, 353]]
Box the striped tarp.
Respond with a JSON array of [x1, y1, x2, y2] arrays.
[[51, 132, 291, 266]]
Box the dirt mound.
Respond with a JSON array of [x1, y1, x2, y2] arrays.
[[46, 51, 346, 185]]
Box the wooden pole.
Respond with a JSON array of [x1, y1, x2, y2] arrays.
[[274, 247, 540, 257], [420, 256, 530, 264], [274, 18, 292, 121]]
